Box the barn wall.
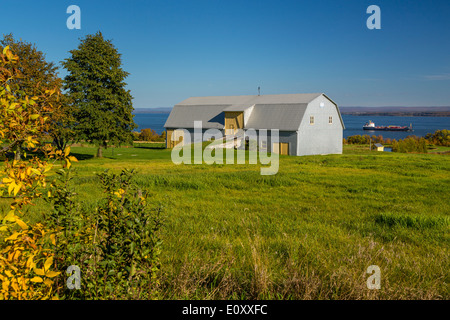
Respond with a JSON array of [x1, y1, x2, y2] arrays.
[[166, 128, 223, 148], [256, 130, 298, 156], [224, 112, 244, 133], [166, 129, 173, 148], [297, 96, 343, 156]]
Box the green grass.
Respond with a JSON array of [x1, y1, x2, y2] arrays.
[[1, 142, 449, 299]]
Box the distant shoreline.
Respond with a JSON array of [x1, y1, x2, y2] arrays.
[[133, 107, 172, 114], [340, 112, 450, 117], [340, 106, 450, 117], [132, 107, 450, 117]]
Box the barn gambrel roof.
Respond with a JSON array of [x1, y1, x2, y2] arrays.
[[164, 93, 344, 131]]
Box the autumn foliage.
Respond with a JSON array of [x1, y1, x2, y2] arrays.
[[1, 46, 162, 300], [0, 46, 75, 299]]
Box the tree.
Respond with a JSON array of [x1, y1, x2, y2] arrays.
[[0, 34, 60, 98], [0, 45, 60, 158], [0, 34, 70, 158], [139, 128, 156, 141], [62, 32, 137, 157], [0, 45, 73, 300]]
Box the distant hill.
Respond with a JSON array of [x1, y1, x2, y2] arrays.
[[132, 106, 450, 116], [340, 106, 450, 117], [133, 107, 172, 114]]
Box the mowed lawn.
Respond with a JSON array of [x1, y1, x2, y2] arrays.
[[1, 144, 449, 299]]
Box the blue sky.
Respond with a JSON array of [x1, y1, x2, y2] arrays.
[[1, 0, 449, 108]]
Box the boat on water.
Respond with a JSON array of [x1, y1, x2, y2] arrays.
[[363, 120, 412, 131]]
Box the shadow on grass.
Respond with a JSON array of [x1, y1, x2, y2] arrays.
[[133, 144, 166, 150], [69, 152, 95, 161]]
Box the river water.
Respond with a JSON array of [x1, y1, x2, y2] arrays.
[[133, 113, 449, 139]]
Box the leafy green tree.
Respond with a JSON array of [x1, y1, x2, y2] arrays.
[[0, 34, 60, 98], [62, 32, 136, 157], [0, 34, 70, 158], [139, 128, 156, 141]]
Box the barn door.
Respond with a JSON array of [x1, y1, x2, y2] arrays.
[[272, 142, 289, 155], [280, 143, 289, 155], [272, 143, 279, 154]]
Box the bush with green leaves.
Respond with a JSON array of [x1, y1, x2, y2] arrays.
[[46, 168, 163, 300]]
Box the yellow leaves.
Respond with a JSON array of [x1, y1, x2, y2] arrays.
[[2, 46, 18, 62], [2, 46, 10, 55], [1, 222, 61, 300], [13, 182, 22, 197], [33, 257, 60, 279], [2, 177, 12, 184], [64, 150, 78, 169], [45, 271, 60, 278], [11, 281, 19, 292], [65, 159, 72, 169], [50, 234, 56, 246], [44, 256, 53, 271], [15, 219, 28, 231], [5, 232, 21, 241], [0, 49, 64, 301], [34, 268, 45, 276], [26, 255, 36, 270], [114, 188, 126, 198], [3, 211, 18, 223], [31, 168, 42, 175], [4, 179, 22, 196], [30, 276, 43, 283], [7, 181, 14, 195]]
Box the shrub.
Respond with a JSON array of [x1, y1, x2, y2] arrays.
[[135, 128, 166, 142], [425, 129, 450, 147], [392, 137, 427, 153], [46, 168, 163, 300]]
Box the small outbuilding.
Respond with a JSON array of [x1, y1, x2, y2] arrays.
[[374, 143, 384, 151]]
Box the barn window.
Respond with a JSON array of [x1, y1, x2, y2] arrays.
[[329, 116, 333, 124], [310, 116, 314, 125]]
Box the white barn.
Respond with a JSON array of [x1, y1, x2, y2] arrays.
[[164, 93, 345, 156]]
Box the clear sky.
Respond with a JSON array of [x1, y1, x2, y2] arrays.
[[1, 0, 449, 108]]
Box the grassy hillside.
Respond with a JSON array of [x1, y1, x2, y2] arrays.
[[1, 144, 448, 299]]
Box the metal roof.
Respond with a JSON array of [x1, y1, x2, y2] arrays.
[[164, 105, 226, 129], [245, 104, 308, 130], [177, 93, 322, 106], [164, 93, 343, 130], [223, 104, 254, 112]]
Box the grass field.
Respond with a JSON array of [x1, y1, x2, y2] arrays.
[[1, 143, 449, 299]]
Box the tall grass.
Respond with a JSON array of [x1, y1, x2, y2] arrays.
[[1, 143, 448, 299]]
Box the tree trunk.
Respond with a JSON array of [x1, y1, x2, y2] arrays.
[[96, 146, 103, 158], [14, 144, 21, 161]]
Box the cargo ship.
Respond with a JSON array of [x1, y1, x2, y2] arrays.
[[363, 120, 412, 131]]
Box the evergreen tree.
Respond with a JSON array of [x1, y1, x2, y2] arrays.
[[62, 32, 136, 157]]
